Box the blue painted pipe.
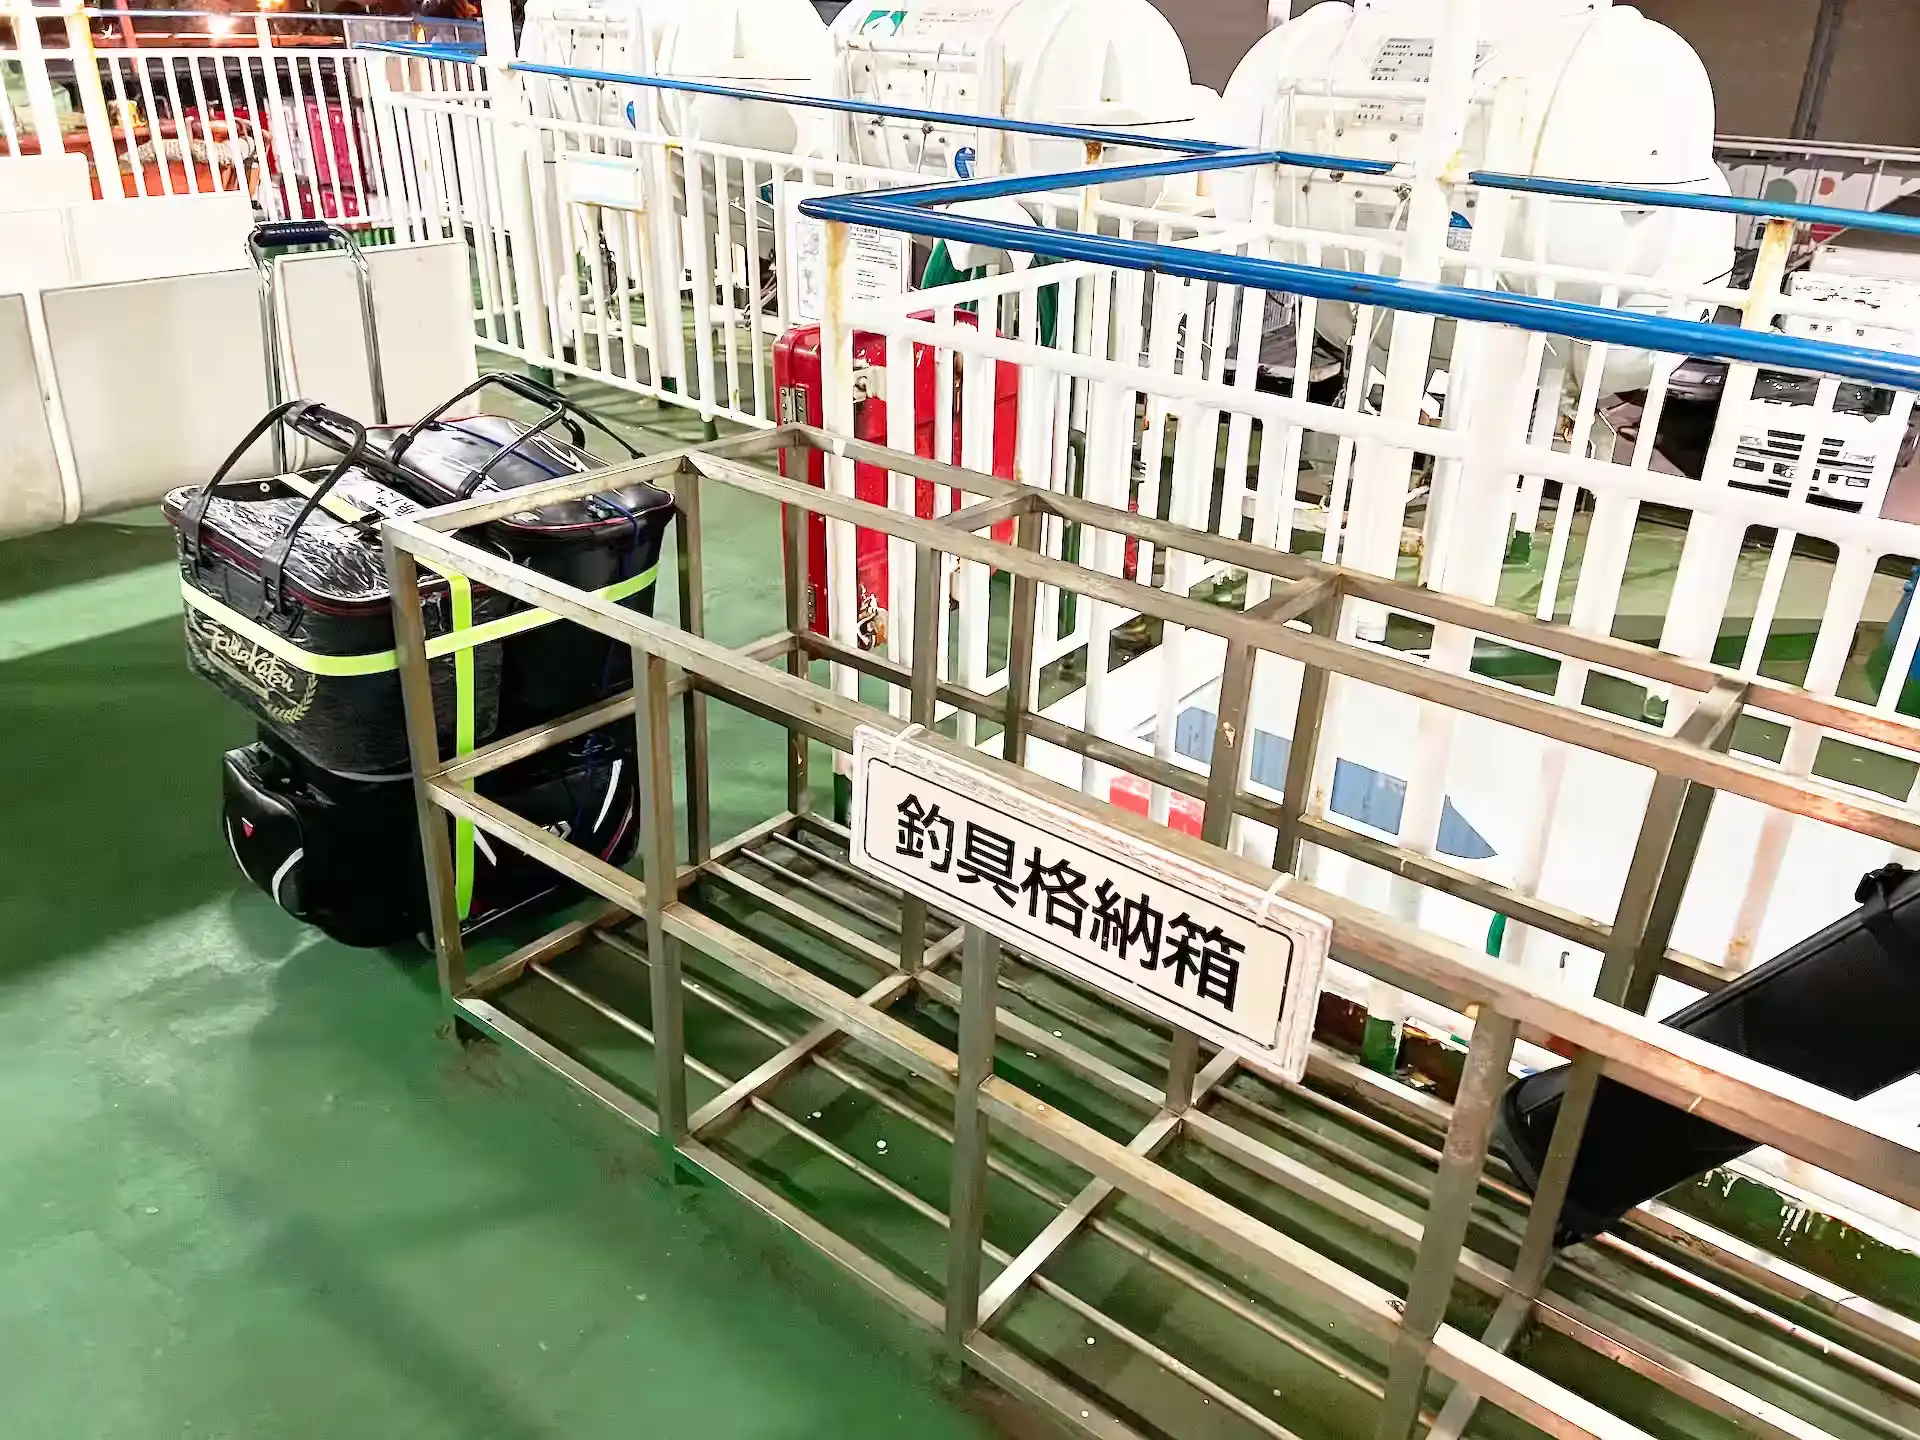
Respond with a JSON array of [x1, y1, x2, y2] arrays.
[[372, 46, 1920, 390], [879, 147, 1395, 207], [362, 39, 487, 59], [805, 191, 1920, 393], [1470, 170, 1920, 240], [507, 59, 1242, 154]]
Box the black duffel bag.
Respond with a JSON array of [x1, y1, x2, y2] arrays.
[[1495, 863, 1920, 1247], [293, 374, 677, 731], [167, 401, 510, 779]]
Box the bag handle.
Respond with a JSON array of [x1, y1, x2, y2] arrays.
[[180, 399, 306, 571], [382, 373, 642, 489], [177, 399, 370, 614], [258, 405, 370, 615]]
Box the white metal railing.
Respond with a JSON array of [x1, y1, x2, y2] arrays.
[[364, 43, 1920, 1020], [31, 8, 1920, 1039], [0, 4, 478, 222], [837, 235, 1920, 1010], [377, 67, 1242, 430]]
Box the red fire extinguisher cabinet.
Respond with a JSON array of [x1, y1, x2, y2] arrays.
[[773, 314, 1019, 651]]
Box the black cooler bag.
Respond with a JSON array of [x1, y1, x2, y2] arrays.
[[327, 374, 677, 730], [221, 724, 639, 947], [1495, 863, 1920, 1247], [166, 402, 509, 778]]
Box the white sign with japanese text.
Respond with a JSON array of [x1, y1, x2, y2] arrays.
[[783, 182, 910, 328], [848, 727, 1330, 1078]]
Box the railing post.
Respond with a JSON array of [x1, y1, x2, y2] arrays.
[[478, 0, 551, 365], [1355, 322, 1533, 1069], [1339, 0, 1481, 596], [10, 0, 67, 157], [362, 48, 412, 239], [252, 14, 291, 219], [1651, 215, 1796, 710], [57, 0, 124, 198], [1725, 547, 1878, 968]]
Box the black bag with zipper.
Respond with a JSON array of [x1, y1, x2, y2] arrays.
[[165, 402, 510, 778], [220, 722, 638, 948], [294, 374, 677, 730]]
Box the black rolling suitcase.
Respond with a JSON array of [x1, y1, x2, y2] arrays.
[[1496, 863, 1920, 1247], [165, 402, 510, 779], [297, 373, 677, 730], [220, 723, 639, 947]]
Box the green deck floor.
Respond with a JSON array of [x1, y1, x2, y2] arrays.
[[0, 427, 1009, 1437]]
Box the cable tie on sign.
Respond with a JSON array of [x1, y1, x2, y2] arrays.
[[1255, 875, 1289, 928], [881, 722, 927, 767]]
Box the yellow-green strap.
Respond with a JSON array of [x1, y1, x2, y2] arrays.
[[176, 566, 659, 675], [420, 559, 479, 921], [425, 567, 658, 656], [278, 470, 373, 525], [180, 583, 399, 675]]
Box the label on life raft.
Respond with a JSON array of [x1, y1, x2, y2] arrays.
[[187, 609, 320, 724], [1358, 38, 1493, 129], [865, 2, 1017, 40]]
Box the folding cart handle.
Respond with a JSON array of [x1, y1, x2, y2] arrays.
[[248, 220, 388, 438], [249, 220, 342, 251]]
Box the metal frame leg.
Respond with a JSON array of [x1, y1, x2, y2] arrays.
[[946, 925, 999, 1356], [1274, 585, 1342, 873], [634, 646, 688, 1151], [1164, 1031, 1199, 1114], [898, 543, 945, 976], [385, 537, 471, 1013], [782, 495, 812, 819], [1373, 1011, 1521, 1440], [1424, 682, 1746, 1439], [1001, 508, 1043, 769], [1203, 639, 1259, 849], [676, 462, 713, 863]]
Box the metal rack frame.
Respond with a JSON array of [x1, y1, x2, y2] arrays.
[[382, 428, 1920, 1440]]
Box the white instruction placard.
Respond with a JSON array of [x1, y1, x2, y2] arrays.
[[849, 727, 1330, 1076], [784, 182, 910, 328]]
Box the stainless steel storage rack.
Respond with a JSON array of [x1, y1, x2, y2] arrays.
[[382, 427, 1920, 1440]]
